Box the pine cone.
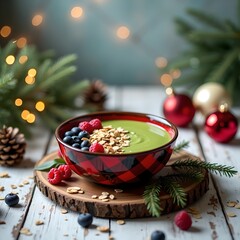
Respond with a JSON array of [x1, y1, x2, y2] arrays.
[[0, 126, 26, 166], [83, 80, 108, 111]]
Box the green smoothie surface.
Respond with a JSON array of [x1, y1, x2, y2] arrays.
[[102, 120, 171, 153]]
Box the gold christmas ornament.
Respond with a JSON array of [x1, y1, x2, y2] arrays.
[[192, 82, 232, 116], [0, 126, 26, 166]]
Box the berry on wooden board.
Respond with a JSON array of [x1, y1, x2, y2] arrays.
[[48, 168, 62, 185], [58, 165, 72, 180]]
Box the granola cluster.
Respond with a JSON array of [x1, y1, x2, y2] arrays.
[[90, 125, 131, 154]]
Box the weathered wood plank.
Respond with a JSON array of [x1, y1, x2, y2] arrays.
[[0, 127, 50, 240], [197, 109, 240, 240]]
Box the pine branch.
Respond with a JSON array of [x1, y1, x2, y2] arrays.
[[186, 8, 226, 31], [161, 177, 187, 208], [143, 181, 163, 217], [172, 159, 238, 177], [174, 140, 189, 153]]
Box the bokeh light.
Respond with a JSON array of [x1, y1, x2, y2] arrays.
[[160, 73, 173, 87], [116, 26, 130, 39], [0, 25, 11, 37], [71, 7, 84, 19], [25, 76, 35, 85], [21, 110, 30, 120], [155, 57, 168, 68], [32, 14, 43, 26], [15, 98, 23, 107], [16, 37, 27, 48], [26, 113, 36, 123], [28, 68, 37, 77], [6, 55, 15, 65], [35, 101, 45, 112], [19, 55, 28, 64]]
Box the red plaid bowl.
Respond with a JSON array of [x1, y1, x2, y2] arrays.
[[55, 112, 178, 185]]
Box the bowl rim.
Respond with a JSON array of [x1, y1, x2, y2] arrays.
[[55, 111, 178, 156]]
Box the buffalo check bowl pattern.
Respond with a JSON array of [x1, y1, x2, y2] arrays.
[[55, 111, 178, 185]]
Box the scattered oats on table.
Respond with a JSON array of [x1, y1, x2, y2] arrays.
[[20, 227, 32, 236], [61, 209, 68, 214], [0, 186, 4, 191], [116, 220, 125, 225], [96, 226, 109, 232], [35, 220, 44, 225], [0, 172, 10, 178], [227, 212, 237, 217]]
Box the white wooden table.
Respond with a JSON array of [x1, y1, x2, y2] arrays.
[[1, 86, 240, 240]]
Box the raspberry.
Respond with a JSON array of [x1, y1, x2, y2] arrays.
[[48, 168, 62, 185], [174, 210, 192, 230], [58, 165, 72, 180], [79, 121, 94, 134], [89, 118, 102, 130], [89, 142, 105, 153]]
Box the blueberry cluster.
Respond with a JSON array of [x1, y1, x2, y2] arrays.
[[63, 127, 91, 151]]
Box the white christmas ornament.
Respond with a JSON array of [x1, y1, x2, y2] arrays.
[[193, 82, 232, 116]]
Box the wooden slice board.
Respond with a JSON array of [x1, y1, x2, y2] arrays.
[[34, 151, 209, 219]]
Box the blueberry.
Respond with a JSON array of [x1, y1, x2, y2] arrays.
[[77, 213, 93, 228], [65, 131, 74, 137], [63, 136, 73, 145], [72, 136, 82, 143], [81, 140, 91, 148], [81, 147, 89, 151], [78, 130, 90, 139], [5, 193, 19, 206], [151, 230, 165, 240], [71, 127, 81, 135], [72, 143, 81, 149]]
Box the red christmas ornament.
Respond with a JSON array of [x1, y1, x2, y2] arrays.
[[163, 89, 196, 127], [204, 104, 238, 143]]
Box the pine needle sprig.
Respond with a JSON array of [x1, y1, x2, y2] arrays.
[[164, 170, 205, 183], [143, 181, 163, 217], [172, 159, 238, 177], [161, 177, 187, 208], [174, 140, 189, 153]]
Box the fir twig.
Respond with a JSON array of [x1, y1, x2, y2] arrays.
[[161, 177, 187, 208], [143, 181, 163, 217], [174, 140, 189, 153], [173, 159, 238, 177]]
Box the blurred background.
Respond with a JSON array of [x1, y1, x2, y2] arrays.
[[0, 0, 238, 85]]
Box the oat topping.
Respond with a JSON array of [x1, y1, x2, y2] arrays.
[[90, 125, 131, 154]]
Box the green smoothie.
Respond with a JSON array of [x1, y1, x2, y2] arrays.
[[103, 120, 171, 153]]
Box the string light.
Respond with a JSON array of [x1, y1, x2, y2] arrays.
[[116, 26, 130, 39], [28, 68, 37, 77], [16, 37, 27, 48], [35, 101, 45, 112], [71, 7, 84, 19], [0, 25, 11, 37], [160, 73, 172, 87], [5, 55, 15, 65], [170, 69, 181, 79], [32, 14, 43, 26], [25, 76, 35, 85], [155, 57, 168, 68], [19, 55, 28, 64], [26, 113, 36, 123], [21, 110, 30, 120], [15, 98, 23, 106]]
